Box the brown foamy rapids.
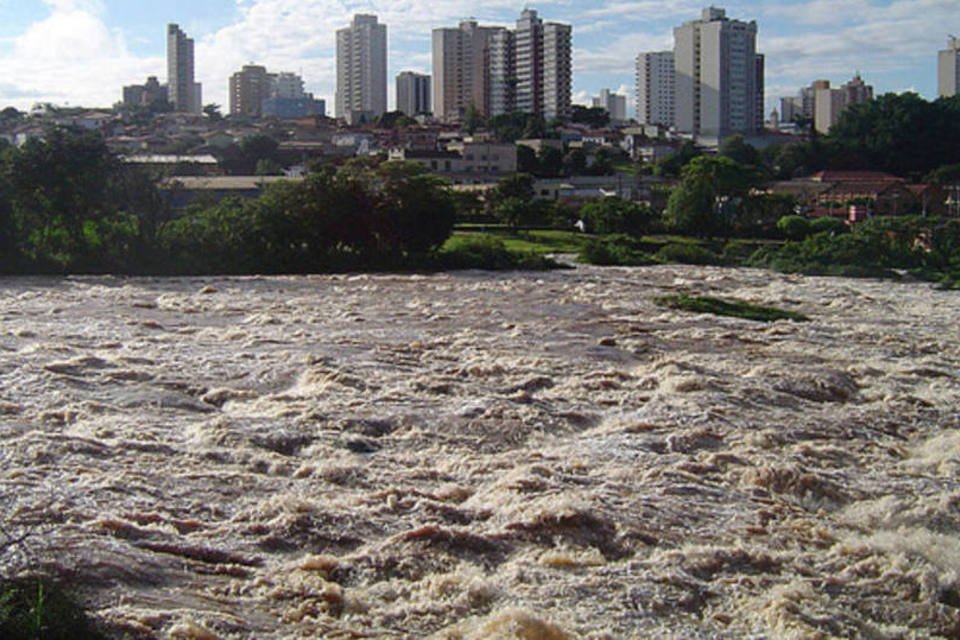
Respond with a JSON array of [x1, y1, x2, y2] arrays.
[[1, 265, 959, 639]]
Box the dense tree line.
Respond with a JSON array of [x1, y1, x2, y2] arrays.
[[0, 129, 457, 275]]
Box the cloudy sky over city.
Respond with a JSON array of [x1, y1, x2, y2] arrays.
[[0, 0, 955, 113]]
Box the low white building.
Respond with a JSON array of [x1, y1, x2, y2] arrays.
[[388, 142, 517, 184]]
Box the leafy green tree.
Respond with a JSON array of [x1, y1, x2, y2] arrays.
[[571, 105, 610, 127], [537, 146, 564, 177], [579, 198, 656, 236], [255, 158, 284, 176], [663, 156, 760, 237], [463, 104, 484, 134], [563, 148, 587, 175], [777, 215, 811, 241], [493, 173, 535, 204], [825, 92, 960, 178], [203, 104, 223, 122], [376, 111, 417, 129], [6, 129, 121, 268], [517, 144, 538, 174], [924, 163, 960, 185], [654, 141, 702, 177], [718, 135, 759, 167]]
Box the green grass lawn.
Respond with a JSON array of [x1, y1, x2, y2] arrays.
[[446, 229, 590, 255]]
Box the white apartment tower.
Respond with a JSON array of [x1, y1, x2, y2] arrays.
[[167, 24, 199, 113], [542, 21, 573, 121], [593, 89, 628, 122], [673, 7, 762, 140], [635, 51, 675, 127], [396, 71, 431, 116], [938, 37, 960, 98], [336, 14, 387, 125]]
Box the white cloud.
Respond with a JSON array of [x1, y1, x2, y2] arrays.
[[0, 2, 157, 108]]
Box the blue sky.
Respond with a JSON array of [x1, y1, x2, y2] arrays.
[[0, 0, 954, 114]]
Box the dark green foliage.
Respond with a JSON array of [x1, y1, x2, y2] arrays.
[[663, 156, 761, 236], [718, 135, 759, 167], [0, 579, 106, 640], [809, 216, 849, 236], [160, 161, 457, 275], [571, 105, 610, 128], [759, 94, 960, 180], [653, 141, 702, 177], [578, 234, 657, 266], [563, 148, 587, 175], [578, 198, 656, 236], [437, 235, 557, 270], [654, 294, 810, 322], [217, 134, 281, 175], [654, 243, 723, 266], [924, 163, 960, 185], [748, 215, 960, 281], [488, 113, 552, 143], [826, 93, 960, 178], [517, 145, 538, 174], [777, 215, 812, 241], [732, 193, 796, 238]]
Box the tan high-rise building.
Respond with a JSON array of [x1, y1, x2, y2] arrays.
[[167, 24, 200, 113], [336, 14, 387, 125], [229, 64, 269, 117], [432, 21, 508, 123], [673, 7, 762, 140], [938, 37, 960, 98], [814, 74, 873, 134], [431, 10, 570, 123]]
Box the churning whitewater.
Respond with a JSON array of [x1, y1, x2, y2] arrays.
[[1, 264, 959, 639]]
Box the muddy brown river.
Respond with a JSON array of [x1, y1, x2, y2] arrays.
[[1, 265, 959, 639]]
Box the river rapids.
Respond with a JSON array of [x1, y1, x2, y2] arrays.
[[1, 265, 959, 639]]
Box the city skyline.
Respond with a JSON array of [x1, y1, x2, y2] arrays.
[[0, 0, 956, 114]]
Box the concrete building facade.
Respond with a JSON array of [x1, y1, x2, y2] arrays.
[[167, 24, 200, 113], [336, 14, 388, 125], [229, 65, 270, 117], [123, 76, 168, 109], [431, 10, 570, 123], [396, 71, 431, 116], [432, 21, 505, 122], [635, 51, 675, 127], [542, 21, 573, 121], [593, 89, 628, 123], [813, 74, 873, 134], [939, 37, 960, 98], [673, 7, 761, 140]]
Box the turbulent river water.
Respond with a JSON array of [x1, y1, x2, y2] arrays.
[[1, 265, 959, 639]]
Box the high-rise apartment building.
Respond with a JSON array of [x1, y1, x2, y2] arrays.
[[272, 72, 306, 99], [432, 21, 507, 122], [813, 74, 873, 134], [431, 10, 571, 124], [673, 7, 762, 140], [167, 24, 200, 114], [396, 72, 431, 116], [336, 14, 387, 125], [229, 64, 270, 117], [592, 89, 628, 123], [939, 37, 960, 98], [122, 76, 168, 109], [542, 20, 573, 121], [635, 51, 675, 127]]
